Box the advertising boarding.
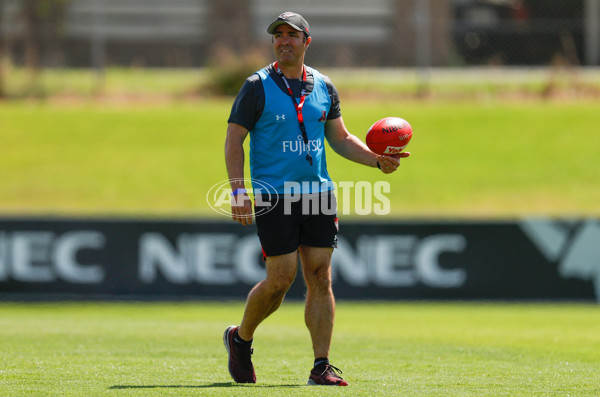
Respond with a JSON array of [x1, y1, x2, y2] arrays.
[[0, 218, 597, 301]]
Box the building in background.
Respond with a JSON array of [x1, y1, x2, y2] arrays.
[[453, 0, 585, 65], [1, 0, 597, 69]]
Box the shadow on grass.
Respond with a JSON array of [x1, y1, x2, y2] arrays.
[[110, 382, 303, 389]]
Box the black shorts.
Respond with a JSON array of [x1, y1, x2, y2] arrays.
[[254, 192, 338, 258]]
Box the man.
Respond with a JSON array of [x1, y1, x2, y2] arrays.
[[223, 12, 409, 386]]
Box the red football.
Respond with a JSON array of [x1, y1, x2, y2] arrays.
[[366, 117, 413, 155]]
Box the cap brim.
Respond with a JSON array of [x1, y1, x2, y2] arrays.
[[267, 20, 305, 35]]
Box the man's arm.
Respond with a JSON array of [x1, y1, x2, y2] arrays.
[[225, 122, 253, 225], [324, 116, 409, 174]]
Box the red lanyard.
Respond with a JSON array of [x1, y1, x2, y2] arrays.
[[274, 61, 307, 123], [274, 62, 312, 166]]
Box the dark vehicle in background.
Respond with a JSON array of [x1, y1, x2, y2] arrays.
[[453, 0, 584, 65]]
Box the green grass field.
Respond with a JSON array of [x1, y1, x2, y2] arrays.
[[1, 301, 599, 396], [2, 98, 599, 218], [2, 71, 600, 396]]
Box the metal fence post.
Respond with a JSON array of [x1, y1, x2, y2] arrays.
[[91, 0, 106, 80], [0, 0, 4, 97], [415, 0, 431, 91], [415, 0, 432, 69], [585, 0, 600, 65]]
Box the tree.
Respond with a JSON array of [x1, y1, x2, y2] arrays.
[[20, 0, 69, 95]]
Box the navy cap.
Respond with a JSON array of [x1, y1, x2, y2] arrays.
[[267, 12, 310, 37]]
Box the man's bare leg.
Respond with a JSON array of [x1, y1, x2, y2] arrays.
[[298, 246, 335, 359], [237, 251, 298, 341]]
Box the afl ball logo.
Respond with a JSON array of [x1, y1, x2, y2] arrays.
[[206, 178, 279, 218]]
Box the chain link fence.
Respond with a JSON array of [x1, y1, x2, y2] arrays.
[[0, 0, 599, 97]]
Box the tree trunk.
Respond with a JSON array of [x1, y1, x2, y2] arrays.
[[23, 0, 42, 73]]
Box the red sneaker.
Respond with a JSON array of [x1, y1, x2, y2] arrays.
[[307, 364, 349, 386], [223, 325, 256, 383]]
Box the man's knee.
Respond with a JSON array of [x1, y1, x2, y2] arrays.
[[265, 271, 295, 296], [305, 264, 332, 293], [264, 253, 298, 297]]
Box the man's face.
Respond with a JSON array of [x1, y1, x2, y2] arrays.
[[272, 24, 311, 67]]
